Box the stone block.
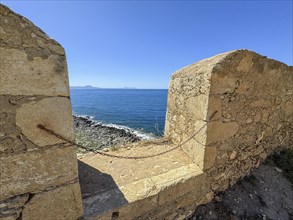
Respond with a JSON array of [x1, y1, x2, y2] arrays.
[[0, 48, 69, 96], [186, 95, 209, 120], [207, 95, 222, 121], [235, 53, 254, 72], [82, 185, 157, 220], [15, 97, 74, 147], [206, 121, 239, 145], [210, 71, 238, 94], [203, 146, 217, 170], [115, 195, 158, 220], [181, 137, 205, 168], [176, 189, 213, 211], [0, 146, 78, 200], [119, 178, 156, 202], [151, 164, 204, 205], [22, 182, 82, 220], [82, 188, 128, 218]]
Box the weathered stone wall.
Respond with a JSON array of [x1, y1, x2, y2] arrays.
[[0, 4, 82, 220], [166, 49, 293, 192], [165, 52, 229, 169], [1, 4, 292, 220], [205, 50, 292, 192]]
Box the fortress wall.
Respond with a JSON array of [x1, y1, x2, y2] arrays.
[[165, 51, 233, 169], [0, 4, 82, 220], [1, 4, 292, 220], [166, 49, 292, 193], [205, 50, 293, 191]]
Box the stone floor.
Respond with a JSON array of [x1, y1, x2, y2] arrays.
[[78, 143, 204, 219]]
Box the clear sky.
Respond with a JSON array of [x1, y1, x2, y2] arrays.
[[2, 1, 292, 89]]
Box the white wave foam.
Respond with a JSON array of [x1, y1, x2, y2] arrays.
[[74, 114, 94, 120], [73, 114, 154, 140], [105, 123, 155, 140]]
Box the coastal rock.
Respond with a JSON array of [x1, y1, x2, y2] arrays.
[[73, 115, 142, 152]]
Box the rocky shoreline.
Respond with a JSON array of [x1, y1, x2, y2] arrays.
[[73, 115, 148, 152]]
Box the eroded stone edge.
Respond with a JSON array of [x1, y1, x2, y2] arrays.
[[82, 164, 205, 219]]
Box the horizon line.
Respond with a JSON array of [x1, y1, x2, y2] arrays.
[[70, 86, 168, 90]]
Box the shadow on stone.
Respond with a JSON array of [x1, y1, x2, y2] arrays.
[[78, 160, 129, 218]]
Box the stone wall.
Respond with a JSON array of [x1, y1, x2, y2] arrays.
[[1, 4, 292, 220], [205, 50, 292, 191], [0, 4, 82, 220], [166, 49, 292, 192]]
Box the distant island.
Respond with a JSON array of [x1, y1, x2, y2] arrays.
[[70, 85, 100, 89], [70, 85, 137, 89]]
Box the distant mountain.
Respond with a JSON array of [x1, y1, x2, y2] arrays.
[[70, 85, 137, 89], [121, 87, 137, 89], [70, 85, 100, 89]]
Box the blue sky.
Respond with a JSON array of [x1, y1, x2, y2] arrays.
[[2, 1, 292, 89]]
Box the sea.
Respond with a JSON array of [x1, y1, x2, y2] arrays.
[[70, 89, 168, 137]]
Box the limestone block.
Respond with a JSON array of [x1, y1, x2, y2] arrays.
[[203, 147, 217, 170], [206, 121, 239, 145], [164, 52, 231, 142], [94, 195, 158, 220], [185, 95, 209, 120], [120, 178, 156, 202], [0, 146, 78, 200], [235, 53, 254, 72], [82, 178, 158, 219], [151, 164, 204, 205], [181, 137, 205, 168], [0, 48, 69, 96], [175, 187, 212, 210], [15, 97, 74, 147], [115, 195, 158, 220], [82, 188, 128, 218], [210, 70, 238, 94], [22, 182, 82, 220], [207, 95, 222, 121]]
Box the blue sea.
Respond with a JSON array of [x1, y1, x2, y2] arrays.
[[70, 89, 168, 137]]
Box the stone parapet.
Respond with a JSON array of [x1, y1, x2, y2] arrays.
[[0, 4, 82, 220], [1, 3, 292, 220], [165, 49, 292, 192]]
